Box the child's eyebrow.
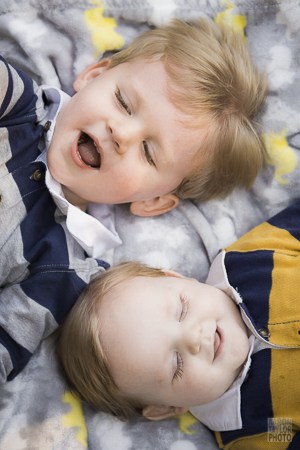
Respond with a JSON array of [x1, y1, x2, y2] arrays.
[[122, 79, 139, 107]]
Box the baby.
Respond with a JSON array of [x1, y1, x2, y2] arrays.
[[57, 200, 300, 449]]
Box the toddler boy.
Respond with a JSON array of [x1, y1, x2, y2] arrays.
[[1, 16, 266, 383], [57, 200, 300, 449]]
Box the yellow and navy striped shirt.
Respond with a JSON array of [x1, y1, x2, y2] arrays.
[[216, 201, 300, 449]]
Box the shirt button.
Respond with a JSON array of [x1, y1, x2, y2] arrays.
[[44, 121, 51, 132], [259, 328, 270, 338], [31, 169, 45, 182]]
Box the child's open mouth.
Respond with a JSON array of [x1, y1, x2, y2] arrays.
[[77, 132, 101, 168]]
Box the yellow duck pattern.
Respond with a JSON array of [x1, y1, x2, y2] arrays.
[[263, 131, 298, 185], [62, 391, 88, 448], [215, 0, 247, 38], [177, 411, 199, 436], [84, 0, 124, 57]]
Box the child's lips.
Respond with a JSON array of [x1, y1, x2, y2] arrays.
[[213, 327, 222, 360], [76, 132, 102, 169]]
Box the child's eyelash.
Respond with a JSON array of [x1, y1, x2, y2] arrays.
[[115, 88, 131, 115], [179, 295, 189, 321], [173, 353, 184, 381], [142, 140, 156, 167]]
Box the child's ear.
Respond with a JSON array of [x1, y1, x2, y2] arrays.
[[142, 405, 188, 421], [73, 59, 111, 92], [130, 194, 179, 217]]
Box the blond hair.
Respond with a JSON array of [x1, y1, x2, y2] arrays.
[[109, 17, 268, 201], [56, 262, 166, 421]]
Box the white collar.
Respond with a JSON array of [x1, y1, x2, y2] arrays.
[[206, 251, 243, 306], [38, 85, 122, 259], [189, 335, 255, 431]]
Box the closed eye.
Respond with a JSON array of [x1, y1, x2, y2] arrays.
[[179, 295, 189, 321], [143, 140, 156, 167], [173, 352, 183, 382], [115, 88, 132, 115], [172, 296, 189, 382]]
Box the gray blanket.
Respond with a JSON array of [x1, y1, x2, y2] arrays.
[[1, 1, 300, 449]]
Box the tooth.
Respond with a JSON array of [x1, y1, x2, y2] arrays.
[[93, 141, 100, 153], [78, 135, 85, 145], [78, 132, 89, 145]]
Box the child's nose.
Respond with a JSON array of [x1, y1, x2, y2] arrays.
[[188, 340, 201, 355], [109, 121, 142, 154], [182, 325, 201, 355], [108, 126, 122, 152]]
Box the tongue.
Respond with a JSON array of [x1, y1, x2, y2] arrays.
[[78, 141, 100, 168]]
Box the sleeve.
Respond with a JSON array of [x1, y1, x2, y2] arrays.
[[0, 261, 105, 383], [0, 54, 37, 123]]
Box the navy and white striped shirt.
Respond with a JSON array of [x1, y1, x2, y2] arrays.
[[0, 55, 111, 382]]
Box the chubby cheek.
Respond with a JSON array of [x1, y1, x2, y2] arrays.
[[47, 149, 65, 184], [227, 330, 248, 367], [107, 166, 152, 200], [177, 365, 209, 405]]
